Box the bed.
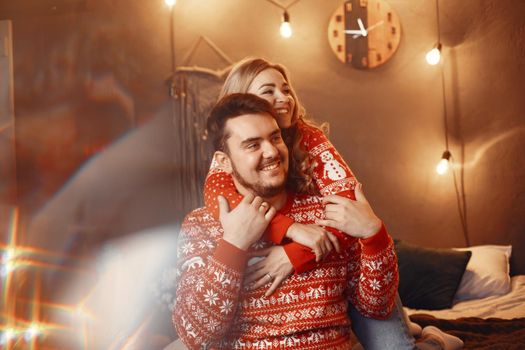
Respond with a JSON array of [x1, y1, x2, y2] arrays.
[[396, 241, 525, 349]]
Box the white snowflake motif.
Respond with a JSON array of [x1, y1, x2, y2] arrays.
[[198, 239, 214, 250], [209, 226, 221, 238], [285, 310, 297, 322], [219, 299, 234, 314], [384, 271, 394, 285], [268, 329, 280, 337], [369, 278, 381, 291], [314, 269, 326, 278], [204, 289, 219, 306], [195, 279, 204, 292], [306, 210, 318, 221], [299, 308, 312, 319], [206, 318, 220, 332], [193, 307, 206, 322], [313, 306, 325, 318], [181, 242, 195, 255]]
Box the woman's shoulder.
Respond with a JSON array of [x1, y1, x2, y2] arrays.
[[296, 118, 327, 142]]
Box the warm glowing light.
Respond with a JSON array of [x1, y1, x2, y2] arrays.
[[24, 324, 42, 340], [280, 11, 292, 38], [1, 328, 15, 344], [1, 248, 18, 276], [3, 248, 15, 260], [164, 0, 176, 7], [436, 158, 449, 174], [436, 150, 451, 175], [426, 44, 442, 65]]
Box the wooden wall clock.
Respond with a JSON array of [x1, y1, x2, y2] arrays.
[[328, 0, 402, 69]]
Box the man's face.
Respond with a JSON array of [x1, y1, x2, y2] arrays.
[[221, 113, 289, 198]]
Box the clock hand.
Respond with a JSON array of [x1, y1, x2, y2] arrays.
[[366, 20, 384, 32], [344, 30, 364, 35], [357, 18, 367, 37]]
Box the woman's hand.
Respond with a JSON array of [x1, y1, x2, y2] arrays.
[[285, 223, 340, 262], [245, 246, 294, 297], [316, 183, 382, 239]]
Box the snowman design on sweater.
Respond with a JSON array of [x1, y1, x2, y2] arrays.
[[320, 150, 347, 181]]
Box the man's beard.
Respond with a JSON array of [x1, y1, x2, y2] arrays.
[[231, 159, 286, 198]]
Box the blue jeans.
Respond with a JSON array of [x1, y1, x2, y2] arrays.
[[349, 295, 443, 350]]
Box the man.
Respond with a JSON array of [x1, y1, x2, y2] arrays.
[[172, 93, 398, 349]]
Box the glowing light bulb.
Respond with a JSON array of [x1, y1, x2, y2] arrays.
[[436, 150, 451, 175], [164, 0, 176, 7], [426, 43, 442, 65], [280, 11, 292, 38]]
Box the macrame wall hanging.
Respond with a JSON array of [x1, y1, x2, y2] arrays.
[[169, 35, 235, 216]]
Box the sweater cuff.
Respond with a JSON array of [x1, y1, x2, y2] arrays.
[[359, 223, 392, 255], [266, 214, 294, 243], [283, 243, 317, 274], [213, 239, 249, 272]]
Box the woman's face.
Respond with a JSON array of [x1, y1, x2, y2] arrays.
[[247, 68, 296, 129]]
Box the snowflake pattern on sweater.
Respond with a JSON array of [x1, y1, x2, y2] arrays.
[[173, 194, 398, 349]]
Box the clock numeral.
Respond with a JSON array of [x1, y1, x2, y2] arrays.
[[337, 44, 343, 53], [359, 0, 368, 8], [387, 12, 392, 22], [333, 30, 338, 37], [345, 3, 352, 12], [336, 14, 343, 22], [376, 53, 382, 62], [387, 42, 393, 50], [391, 26, 396, 35]]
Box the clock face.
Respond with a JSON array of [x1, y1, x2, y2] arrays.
[[327, 0, 402, 69]]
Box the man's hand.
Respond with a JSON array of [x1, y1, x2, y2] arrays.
[[286, 223, 340, 262], [218, 194, 276, 250], [245, 246, 294, 297], [316, 183, 382, 239]]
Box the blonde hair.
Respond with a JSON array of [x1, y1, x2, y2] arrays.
[[220, 57, 320, 194]]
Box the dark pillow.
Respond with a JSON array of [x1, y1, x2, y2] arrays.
[[394, 240, 471, 310]]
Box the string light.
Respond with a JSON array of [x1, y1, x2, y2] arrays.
[[280, 11, 293, 38], [164, 0, 176, 7], [264, 0, 301, 38], [426, 43, 442, 65], [436, 150, 451, 175]]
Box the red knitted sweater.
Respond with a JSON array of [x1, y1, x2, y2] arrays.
[[204, 119, 359, 273], [173, 193, 398, 349]]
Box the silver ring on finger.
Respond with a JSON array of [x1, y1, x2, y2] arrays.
[[266, 273, 273, 281], [260, 202, 269, 210]]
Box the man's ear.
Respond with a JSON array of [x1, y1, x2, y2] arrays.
[[213, 151, 233, 174]]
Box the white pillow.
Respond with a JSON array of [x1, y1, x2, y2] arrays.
[[453, 245, 512, 301]]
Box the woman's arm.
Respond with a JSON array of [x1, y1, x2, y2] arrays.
[[203, 156, 335, 264], [204, 158, 294, 243]]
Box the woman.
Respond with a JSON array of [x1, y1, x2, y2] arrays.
[[201, 57, 463, 350]]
